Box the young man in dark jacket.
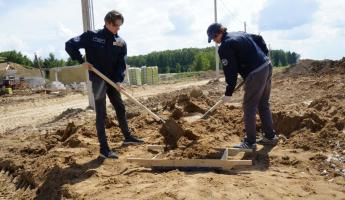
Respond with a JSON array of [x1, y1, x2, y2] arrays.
[[207, 22, 278, 150], [65, 10, 143, 159]]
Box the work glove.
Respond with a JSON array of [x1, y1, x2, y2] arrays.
[[82, 62, 93, 70], [115, 82, 125, 91], [221, 95, 231, 103]]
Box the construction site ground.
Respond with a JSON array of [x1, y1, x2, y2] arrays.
[[0, 59, 345, 199]]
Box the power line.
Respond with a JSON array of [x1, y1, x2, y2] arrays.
[[219, 0, 244, 26]]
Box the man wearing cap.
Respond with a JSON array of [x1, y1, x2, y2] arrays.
[[65, 10, 144, 159], [207, 23, 278, 150]]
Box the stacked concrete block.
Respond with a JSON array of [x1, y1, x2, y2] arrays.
[[128, 67, 142, 85]]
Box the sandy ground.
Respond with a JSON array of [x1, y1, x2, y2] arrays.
[[0, 60, 345, 200], [0, 79, 212, 133]]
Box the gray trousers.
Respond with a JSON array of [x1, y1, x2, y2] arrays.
[[243, 63, 275, 144], [91, 75, 130, 153]]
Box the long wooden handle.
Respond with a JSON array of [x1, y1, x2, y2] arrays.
[[201, 80, 245, 119], [90, 66, 164, 122], [201, 100, 223, 119]]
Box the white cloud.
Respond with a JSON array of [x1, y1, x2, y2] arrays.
[[261, 0, 345, 59], [57, 23, 76, 39], [0, 35, 27, 51], [259, 0, 318, 31], [0, 0, 344, 61], [0, 0, 81, 59]]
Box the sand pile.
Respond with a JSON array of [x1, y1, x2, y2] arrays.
[[285, 57, 345, 76]]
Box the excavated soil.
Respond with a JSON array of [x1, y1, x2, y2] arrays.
[[1, 58, 345, 199]]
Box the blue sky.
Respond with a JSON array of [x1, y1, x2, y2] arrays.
[[0, 0, 344, 60], [259, 0, 319, 31]]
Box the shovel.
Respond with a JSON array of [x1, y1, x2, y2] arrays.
[[183, 80, 245, 123], [89, 66, 186, 147]]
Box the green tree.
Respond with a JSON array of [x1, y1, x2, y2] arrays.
[[176, 63, 181, 73], [66, 57, 79, 66], [269, 49, 300, 67], [0, 50, 33, 67], [42, 53, 65, 68], [192, 53, 209, 71], [127, 47, 217, 73], [0, 56, 6, 63]]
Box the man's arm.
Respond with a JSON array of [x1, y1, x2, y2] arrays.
[[65, 32, 89, 64], [218, 43, 239, 96], [114, 41, 127, 83], [250, 34, 269, 56]]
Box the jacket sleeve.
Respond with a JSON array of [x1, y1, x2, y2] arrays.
[[218, 43, 239, 96], [250, 34, 269, 56], [114, 41, 127, 83], [65, 32, 89, 64]]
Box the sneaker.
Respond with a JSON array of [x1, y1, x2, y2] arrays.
[[257, 135, 278, 146], [233, 142, 257, 150], [123, 135, 144, 145], [100, 151, 118, 159]]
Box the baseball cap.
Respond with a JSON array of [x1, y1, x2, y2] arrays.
[[207, 23, 222, 43]]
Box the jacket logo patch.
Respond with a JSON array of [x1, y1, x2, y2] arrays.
[[92, 37, 105, 44], [113, 38, 124, 47], [113, 41, 123, 47], [73, 36, 80, 42], [221, 59, 229, 66]]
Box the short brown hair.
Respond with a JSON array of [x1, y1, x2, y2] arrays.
[[218, 26, 227, 34], [104, 10, 124, 25]]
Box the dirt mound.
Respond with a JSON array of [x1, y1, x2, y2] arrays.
[[0, 62, 41, 78], [284, 58, 345, 76], [158, 102, 244, 158], [189, 87, 203, 98], [272, 110, 326, 138], [0, 159, 37, 192], [165, 139, 222, 159], [58, 122, 79, 141], [274, 95, 344, 150], [160, 119, 186, 148], [270, 94, 345, 178], [51, 108, 84, 123], [171, 107, 183, 120]]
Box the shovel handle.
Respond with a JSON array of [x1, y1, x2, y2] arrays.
[[90, 66, 164, 122], [201, 100, 223, 119], [201, 79, 245, 119]]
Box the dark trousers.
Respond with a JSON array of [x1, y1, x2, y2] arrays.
[[92, 75, 130, 153], [243, 64, 275, 144]]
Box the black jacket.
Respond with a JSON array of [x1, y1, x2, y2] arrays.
[[218, 31, 269, 96], [65, 26, 127, 83]]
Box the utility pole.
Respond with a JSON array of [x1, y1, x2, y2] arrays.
[[81, 0, 95, 109], [244, 21, 247, 32], [214, 0, 220, 79], [34, 53, 45, 81]]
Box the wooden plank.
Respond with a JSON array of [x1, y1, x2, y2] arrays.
[[147, 145, 164, 152], [127, 158, 252, 169], [228, 148, 253, 156], [221, 148, 228, 160], [147, 145, 253, 156], [214, 147, 253, 156], [152, 153, 162, 159]]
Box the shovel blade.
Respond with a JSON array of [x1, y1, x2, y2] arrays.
[[182, 113, 204, 123], [160, 119, 185, 148]]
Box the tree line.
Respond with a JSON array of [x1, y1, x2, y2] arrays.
[[1, 48, 300, 72], [0, 51, 79, 68], [269, 50, 300, 67], [128, 48, 300, 73]]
